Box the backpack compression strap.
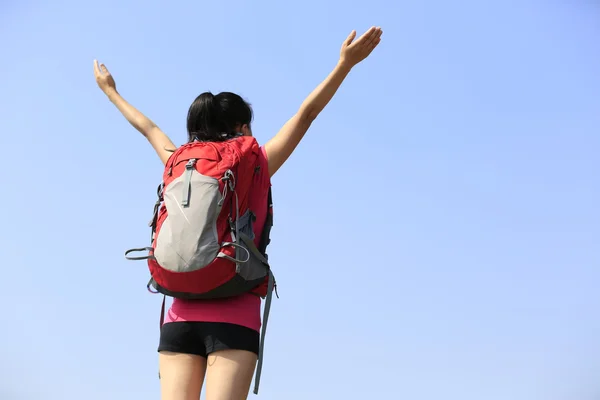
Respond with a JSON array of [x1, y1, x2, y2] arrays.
[[251, 187, 275, 395], [253, 269, 275, 395]]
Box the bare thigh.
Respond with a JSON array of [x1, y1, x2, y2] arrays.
[[204, 349, 258, 400], [159, 351, 207, 400]]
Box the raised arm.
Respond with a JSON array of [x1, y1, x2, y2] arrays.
[[93, 60, 176, 165], [264, 26, 382, 177]]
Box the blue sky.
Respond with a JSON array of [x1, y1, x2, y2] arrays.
[[1, 0, 599, 399]]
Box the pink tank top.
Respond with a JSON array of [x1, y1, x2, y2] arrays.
[[162, 146, 271, 332]]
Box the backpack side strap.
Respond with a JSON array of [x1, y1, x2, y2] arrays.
[[253, 269, 275, 395], [124, 247, 153, 261]]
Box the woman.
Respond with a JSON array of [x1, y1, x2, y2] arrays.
[[94, 26, 382, 400]]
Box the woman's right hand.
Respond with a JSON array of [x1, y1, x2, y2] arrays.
[[93, 60, 117, 95], [339, 26, 383, 69]]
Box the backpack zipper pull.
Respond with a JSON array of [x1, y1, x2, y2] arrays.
[[181, 159, 197, 207], [186, 159, 197, 169]]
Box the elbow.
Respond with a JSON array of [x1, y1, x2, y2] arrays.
[[306, 111, 319, 122], [140, 123, 159, 138], [299, 106, 320, 123]]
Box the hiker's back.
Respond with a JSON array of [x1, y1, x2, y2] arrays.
[[163, 143, 273, 331]]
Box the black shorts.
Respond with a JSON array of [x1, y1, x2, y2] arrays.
[[157, 321, 259, 358]]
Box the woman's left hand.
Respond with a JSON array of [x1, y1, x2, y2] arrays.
[[93, 60, 117, 95]]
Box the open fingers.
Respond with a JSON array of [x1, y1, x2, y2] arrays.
[[93, 59, 111, 78], [367, 28, 382, 49], [344, 30, 357, 46], [368, 37, 381, 51], [363, 27, 382, 48], [355, 26, 378, 45], [93, 59, 101, 77]]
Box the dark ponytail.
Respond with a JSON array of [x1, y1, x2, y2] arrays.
[[186, 91, 253, 142]]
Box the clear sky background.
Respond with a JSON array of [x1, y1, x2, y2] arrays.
[[1, 0, 599, 399]]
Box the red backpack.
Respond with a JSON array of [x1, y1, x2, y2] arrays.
[[125, 135, 275, 394]]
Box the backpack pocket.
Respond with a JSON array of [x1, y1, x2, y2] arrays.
[[234, 209, 270, 281], [154, 159, 222, 272]]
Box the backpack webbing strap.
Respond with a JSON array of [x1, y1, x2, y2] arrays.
[[257, 188, 273, 255], [239, 233, 269, 266], [253, 269, 275, 395], [124, 247, 153, 261], [237, 234, 274, 395], [252, 187, 274, 394], [181, 159, 196, 207], [159, 295, 166, 329], [157, 294, 166, 380]]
